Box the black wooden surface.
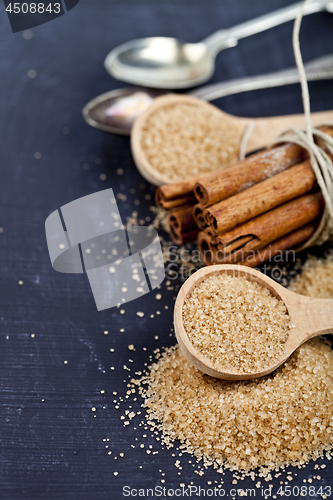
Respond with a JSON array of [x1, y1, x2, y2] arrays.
[[0, 1, 333, 498]]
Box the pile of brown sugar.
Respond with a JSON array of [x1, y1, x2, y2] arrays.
[[138, 338, 333, 473], [133, 255, 333, 474], [289, 252, 333, 298], [140, 103, 242, 182], [182, 274, 291, 373]]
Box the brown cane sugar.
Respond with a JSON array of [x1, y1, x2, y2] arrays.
[[140, 103, 242, 182], [182, 274, 291, 373], [128, 255, 333, 474], [289, 252, 333, 298], [138, 337, 333, 473]]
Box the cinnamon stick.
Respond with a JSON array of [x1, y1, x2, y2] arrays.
[[240, 223, 318, 268], [169, 227, 200, 245], [213, 191, 324, 263], [205, 160, 318, 236], [193, 204, 209, 230], [194, 143, 307, 207], [197, 231, 219, 265], [156, 194, 196, 210], [168, 206, 197, 234], [155, 174, 207, 208]]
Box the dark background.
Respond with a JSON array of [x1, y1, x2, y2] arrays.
[[0, 0, 333, 498]]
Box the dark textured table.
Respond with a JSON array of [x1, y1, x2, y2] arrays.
[[1, 1, 333, 498]]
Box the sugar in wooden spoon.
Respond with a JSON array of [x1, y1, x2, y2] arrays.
[[174, 264, 333, 380], [131, 95, 333, 186]]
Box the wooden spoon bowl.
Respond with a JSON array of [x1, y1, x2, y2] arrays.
[[174, 264, 333, 380], [131, 94, 333, 186]]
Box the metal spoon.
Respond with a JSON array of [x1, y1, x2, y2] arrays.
[[104, 0, 333, 89], [83, 53, 333, 135], [174, 264, 333, 380]]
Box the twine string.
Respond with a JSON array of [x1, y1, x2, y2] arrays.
[[240, 0, 333, 248]]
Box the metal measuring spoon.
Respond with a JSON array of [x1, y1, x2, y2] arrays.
[[104, 0, 333, 89], [83, 54, 333, 135], [83, 87, 170, 135]]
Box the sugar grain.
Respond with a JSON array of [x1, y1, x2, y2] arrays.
[[140, 104, 242, 182], [182, 274, 291, 373]]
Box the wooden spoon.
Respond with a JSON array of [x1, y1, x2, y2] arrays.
[[131, 95, 333, 186], [174, 264, 333, 380]]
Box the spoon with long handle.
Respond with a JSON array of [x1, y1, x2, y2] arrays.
[[83, 53, 333, 135], [104, 0, 333, 89], [174, 264, 333, 381], [131, 94, 333, 186]]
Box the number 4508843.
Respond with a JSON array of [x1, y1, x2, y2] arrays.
[[6, 3, 61, 14]]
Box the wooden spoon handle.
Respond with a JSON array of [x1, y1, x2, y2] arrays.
[[286, 293, 333, 342], [246, 110, 333, 153]]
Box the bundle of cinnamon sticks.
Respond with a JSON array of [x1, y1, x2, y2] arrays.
[[155, 126, 332, 267]]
